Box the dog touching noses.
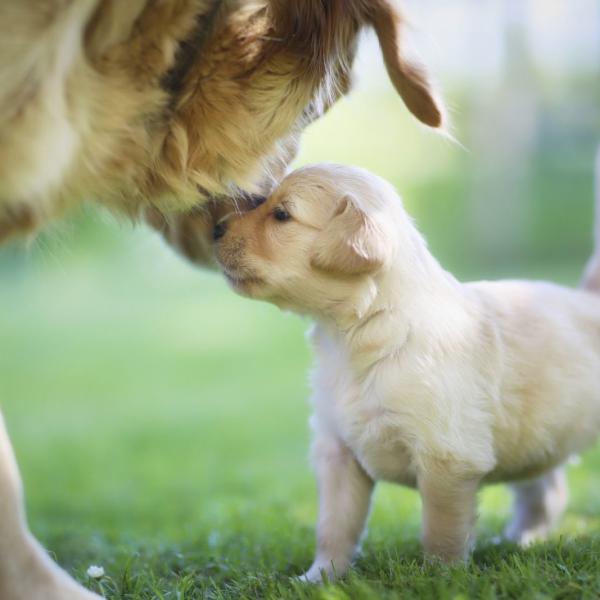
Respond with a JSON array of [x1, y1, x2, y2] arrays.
[[212, 193, 267, 242]]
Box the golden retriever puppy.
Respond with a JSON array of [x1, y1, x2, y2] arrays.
[[214, 163, 600, 581], [0, 2, 445, 598]]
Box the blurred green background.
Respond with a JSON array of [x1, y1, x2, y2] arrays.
[[1, 1, 600, 596]]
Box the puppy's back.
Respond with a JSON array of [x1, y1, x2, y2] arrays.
[[469, 279, 600, 477]]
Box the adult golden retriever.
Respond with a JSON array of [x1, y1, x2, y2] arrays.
[[0, 1, 442, 598]]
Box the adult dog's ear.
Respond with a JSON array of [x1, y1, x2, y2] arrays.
[[310, 195, 391, 276], [367, 0, 444, 128]]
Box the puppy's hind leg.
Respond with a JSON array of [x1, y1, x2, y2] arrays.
[[0, 412, 100, 600], [504, 466, 568, 546]]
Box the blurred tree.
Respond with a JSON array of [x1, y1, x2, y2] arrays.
[[467, 0, 538, 264]]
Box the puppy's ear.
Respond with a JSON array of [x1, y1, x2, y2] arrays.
[[310, 195, 390, 276], [368, 0, 444, 128]]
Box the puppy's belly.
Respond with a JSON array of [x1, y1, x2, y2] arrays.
[[484, 461, 564, 485], [337, 413, 417, 486], [354, 441, 417, 487]]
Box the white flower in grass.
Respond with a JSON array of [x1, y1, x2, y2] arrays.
[[86, 565, 105, 579]]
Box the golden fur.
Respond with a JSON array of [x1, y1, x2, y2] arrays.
[[0, 0, 443, 251]]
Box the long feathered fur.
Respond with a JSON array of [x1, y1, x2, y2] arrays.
[[0, 0, 443, 252]]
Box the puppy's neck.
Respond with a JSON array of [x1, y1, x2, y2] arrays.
[[317, 234, 468, 372]]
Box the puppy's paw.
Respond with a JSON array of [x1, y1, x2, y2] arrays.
[[503, 522, 552, 547], [296, 559, 349, 584], [505, 468, 569, 547]]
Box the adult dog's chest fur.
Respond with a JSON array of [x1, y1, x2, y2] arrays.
[[309, 326, 417, 487]]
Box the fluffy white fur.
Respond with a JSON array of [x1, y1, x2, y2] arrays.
[[215, 163, 600, 581]]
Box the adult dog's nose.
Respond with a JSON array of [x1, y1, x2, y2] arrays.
[[213, 221, 227, 241]]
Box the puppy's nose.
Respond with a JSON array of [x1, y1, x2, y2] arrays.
[[213, 221, 227, 241]]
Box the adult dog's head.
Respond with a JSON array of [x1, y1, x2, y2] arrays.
[[161, 0, 443, 196], [0, 0, 442, 249]]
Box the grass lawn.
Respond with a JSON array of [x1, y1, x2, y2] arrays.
[[1, 78, 599, 598], [2, 221, 600, 600]]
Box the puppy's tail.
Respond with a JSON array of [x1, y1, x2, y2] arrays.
[[582, 147, 600, 293]]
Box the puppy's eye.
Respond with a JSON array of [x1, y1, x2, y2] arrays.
[[273, 207, 291, 222]]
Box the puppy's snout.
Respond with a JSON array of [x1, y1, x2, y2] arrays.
[[213, 221, 227, 241]]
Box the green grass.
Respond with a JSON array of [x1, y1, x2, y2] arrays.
[[2, 225, 600, 599], [2, 81, 600, 598]]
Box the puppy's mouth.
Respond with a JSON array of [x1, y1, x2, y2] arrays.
[[222, 269, 264, 292], [215, 240, 264, 293]]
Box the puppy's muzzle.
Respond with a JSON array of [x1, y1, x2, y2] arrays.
[[213, 193, 265, 241]]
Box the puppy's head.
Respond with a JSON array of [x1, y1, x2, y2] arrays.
[[214, 165, 402, 317]]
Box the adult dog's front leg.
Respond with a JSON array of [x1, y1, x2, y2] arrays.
[[0, 412, 100, 600], [418, 467, 480, 563], [300, 434, 374, 583]]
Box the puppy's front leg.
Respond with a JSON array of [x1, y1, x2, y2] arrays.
[[418, 466, 480, 562], [300, 434, 374, 583]]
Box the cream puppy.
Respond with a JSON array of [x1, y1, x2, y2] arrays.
[[214, 163, 600, 582]]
